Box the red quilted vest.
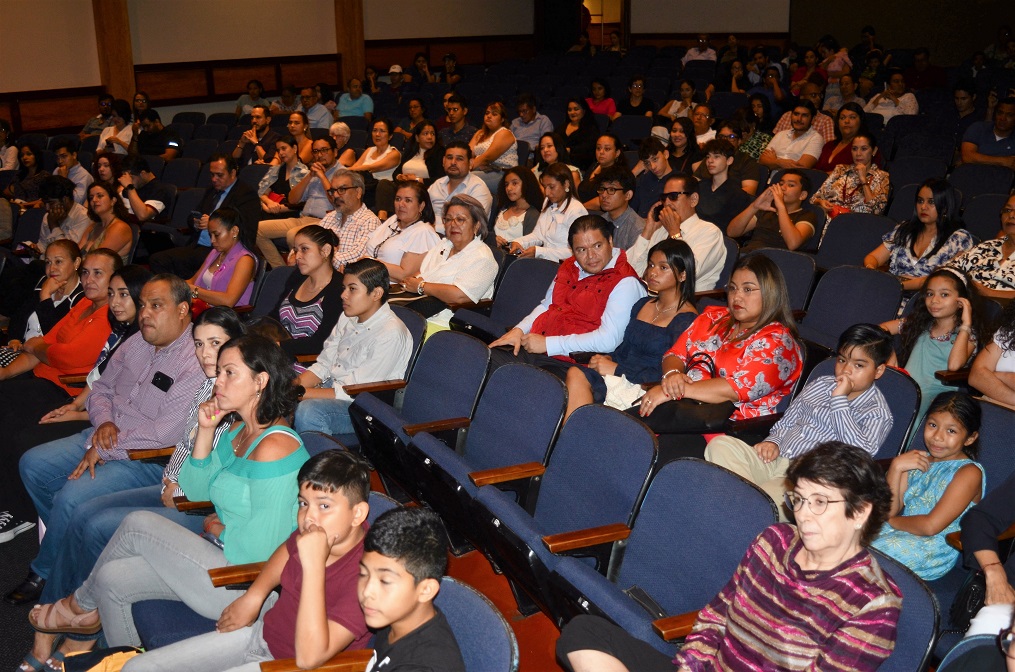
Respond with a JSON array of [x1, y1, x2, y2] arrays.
[[531, 250, 639, 340]]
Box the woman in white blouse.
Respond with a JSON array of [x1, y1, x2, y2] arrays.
[[349, 118, 401, 181], [509, 162, 588, 261], [364, 179, 439, 282], [469, 101, 518, 193], [96, 100, 134, 156], [402, 194, 498, 331]]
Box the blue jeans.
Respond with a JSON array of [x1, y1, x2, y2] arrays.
[[294, 398, 354, 436], [19, 429, 164, 578], [40, 485, 205, 603]]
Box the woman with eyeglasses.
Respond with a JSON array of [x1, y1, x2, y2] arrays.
[[130, 92, 149, 124], [948, 193, 1015, 301], [558, 442, 901, 672], [349, 118, 401, 182], [363, 179, 439, 282], [616, 75, 655, 118], [401, 194, 498, 332]]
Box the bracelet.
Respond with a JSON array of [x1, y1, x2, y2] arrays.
[[982, 561, 1003, 570], [958, 325, 972, 333], [662, 369, 680, 380]]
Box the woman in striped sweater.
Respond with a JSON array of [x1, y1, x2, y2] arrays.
[[557, 442, 902, 672]]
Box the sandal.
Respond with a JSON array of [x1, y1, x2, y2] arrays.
[[42, 652, 67, 672], [17, 652, 47, 672], [28, 597, 101, 635]]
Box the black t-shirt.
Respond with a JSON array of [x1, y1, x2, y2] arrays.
[[366, 610, 465, 672], [137, 128, 183, 157], [616, 97, 656, 116], [134, 179, 175, 224]]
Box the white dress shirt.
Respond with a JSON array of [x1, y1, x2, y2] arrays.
[[627, 213, 727, 289], [428, 173, 493, 233], [513, 197, 589, 261], [418, 237, 498, 328]]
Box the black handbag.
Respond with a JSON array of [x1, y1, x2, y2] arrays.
[[949, 570, 987, 632], [637, 351, 737, 434]]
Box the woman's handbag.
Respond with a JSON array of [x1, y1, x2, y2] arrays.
[[636, 352, 736, 433], [949, 570, 987, 632]]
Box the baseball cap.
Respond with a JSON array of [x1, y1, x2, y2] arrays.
[[389, 65, 403, 74]]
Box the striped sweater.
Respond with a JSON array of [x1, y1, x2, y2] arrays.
[[675, 523, 901, 671]]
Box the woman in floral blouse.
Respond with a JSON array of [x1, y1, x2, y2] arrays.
[[864, 178, 974, 291], [948, 193, 1015, 301], [635, 254, 803, 460], [811, 131, 890, 217]]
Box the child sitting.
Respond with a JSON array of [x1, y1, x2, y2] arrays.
[[705, 323, 894, 510], [881, 267, 986, 425], [359, 507, 466, 671], [872, 391, 984, 580], [120, 449, 373, 672]]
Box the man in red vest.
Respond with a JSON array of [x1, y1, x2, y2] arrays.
[[489, 215, 646, 375]]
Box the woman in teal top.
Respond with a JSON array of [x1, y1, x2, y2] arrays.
[[25, 334, 308, 656]]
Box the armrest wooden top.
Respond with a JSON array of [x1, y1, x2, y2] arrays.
[[295, 354, 318, 364], [446, 298, 493, 311], [173, 496, 213, 512], [342, 379, 406, 396], [652, 611, 698, 641], [259, 650, 374, 672], [947, 521, 1015, 551], [58, 374, 88, 385], [469, 462, 545, 487], [543, 523, 631, 554], [403, 417, 471, 437], [129, 446, 175, 461], [695, 288, 726, 300], [935, 368, 971, 384], [209, 562, 266, 587]]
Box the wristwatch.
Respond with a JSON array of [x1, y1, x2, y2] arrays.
[[122, 184, 136, 194], [417, 280, 426, 296], [191, 286, 200, 300]]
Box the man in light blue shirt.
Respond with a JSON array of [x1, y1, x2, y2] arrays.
[[302, 87, 333, 129], [509, 94, 553, 153], [337, 78, 374, 121], [51, 139, 93, 205]]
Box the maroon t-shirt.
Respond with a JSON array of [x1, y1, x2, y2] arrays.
[[261, 528, 370, 658]]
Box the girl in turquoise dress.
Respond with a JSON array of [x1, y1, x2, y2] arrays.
[[872, 391, 984, 580], [881, 268, 987, 425]]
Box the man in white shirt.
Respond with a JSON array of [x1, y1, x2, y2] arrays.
[[427, 142, 492, 233], [509, 94, 553, 154], [627, 173, 727, 289], [759, 100, 824, 170], [490, 215, 645, 374], [771, 83, 836, 143], [682, 35, 717, 65], [293, 258, 413, 436], [50, 139, 93, 205]]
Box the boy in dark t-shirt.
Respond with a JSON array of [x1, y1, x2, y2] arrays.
[[359, 508, 466, 672]]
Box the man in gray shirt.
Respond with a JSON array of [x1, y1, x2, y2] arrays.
[[597, 165, 644, 250]]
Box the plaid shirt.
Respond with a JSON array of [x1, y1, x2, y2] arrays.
[[319, 203, 382, 270]]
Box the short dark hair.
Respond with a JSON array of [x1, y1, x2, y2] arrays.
[[121, 154, 151, 175], [344, 258, 390, 303], [219, 335, 300, 425], [786, 441, 892, 546], [110, 99, 132, 122], [371, 118, 394, 136], [638, 137, 668, 161], [139, 109, 161, 123], [516, 92, 538, 109], [149, 273, 191, 308], [446, 94, 467, 110], [364, 507, 448, 583], [298, 449, 371, 506], [251, 104, 271, 118], [313, 134, 338, 150], [246, 316, 292, 343], [51, 138, 79, 154], [444, 140, 472, 161], [665, 172, 698, 194], [597, 164, 636, 192], [568, 214, 614, 247], [794, 99, 817, 117], [779, 168, 812, 195], [39, 175, 77, 202], [837, 323, 893, 367], [701, 137, 735, 159], [208, 153, 238, 173]]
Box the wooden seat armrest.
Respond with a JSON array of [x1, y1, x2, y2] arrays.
[[543, 523, 631, 554], [341, 379, 406, 396], [209, 562, 266, 587], [233, 305, 253, 314], [446, 298, 493, 312], [695, 289, 726, 300], [58, 374, 88, 385], [129, 446, 176, 461], [950, 522, 1015, 551], [259, 650, 374, 672], [875, 458, 894, 474], [652, 611, 699, 641], [935, 368, 971, 384], [403, 417, 471, 437], [469, 462, 545, 487], [792, 309, 806, 321], [173, 496, 213, 512], [295, 354, 318, 364], [724, 413, 782, 435]]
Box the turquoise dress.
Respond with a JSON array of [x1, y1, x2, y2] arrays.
[[871, 458, 984, 580], [178, 423, 310, 564], [905, 328, 975, 427]]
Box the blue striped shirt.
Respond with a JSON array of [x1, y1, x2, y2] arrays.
[[766, 376, 893, 458]]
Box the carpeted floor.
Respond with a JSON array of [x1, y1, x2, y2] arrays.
[[1, 530, 41, 671]]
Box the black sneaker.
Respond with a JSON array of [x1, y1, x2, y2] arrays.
[[5, 571, 45, 605], [0, 511, 34, 543]]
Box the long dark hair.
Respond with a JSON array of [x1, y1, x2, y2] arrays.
[[891, 179, 962, 259], [996, 299, 1015, 352], [497, 166, 542, 213], [648, 238, 697, 309], [539, 162, 577, 213], [898, 268, 987, 366], [219, 335, 300, 425], [834, 102, 868, 142], [86, 181, 131, 224], [669, 117, 697, 158], [394, 178, 435, 224], [535, 132, 572, 171], [924, 391, 982, 460], [748, 93, 774, 133], [107, 264, 153, 334], [17, 142, 44, 181], [722, 254, 797, 341], [557, 98, 597, 135]]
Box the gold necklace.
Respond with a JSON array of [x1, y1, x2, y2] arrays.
[[652, 299, 680, 320]]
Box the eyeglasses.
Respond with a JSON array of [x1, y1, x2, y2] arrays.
[[998, 629, 1015, 659], [312, 148, 334, 155], [662, 191, 693, 201], [630, 83, 644, 89], [784, 492, 846, 515], [597, 186, 624, 195], [445, 216, 472, 226], [328, 186, 357, 194], [719, 133, 739, 140]]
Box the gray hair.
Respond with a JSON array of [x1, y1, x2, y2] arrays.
[[443, 194, 488, 239], [329, 121, 351, 139], [149, 273, 193, 308], [331, 168, 365, 191]]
